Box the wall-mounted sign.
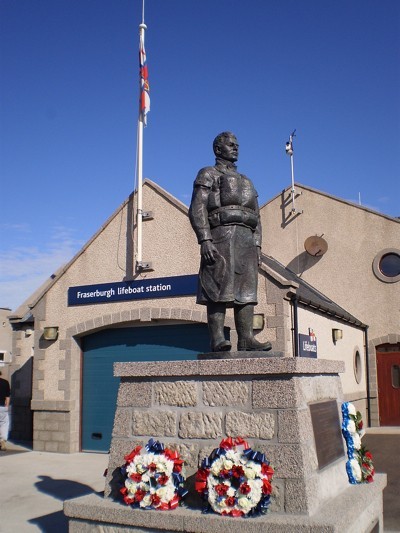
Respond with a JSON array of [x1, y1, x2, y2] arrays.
[[68, 274, 198, 306], [299, 329, 318, 358]]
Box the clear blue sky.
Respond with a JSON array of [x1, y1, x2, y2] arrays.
[[1, 0, 399, 311]]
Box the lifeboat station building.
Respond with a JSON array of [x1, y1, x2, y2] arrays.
[[7, 180, 400, 453]]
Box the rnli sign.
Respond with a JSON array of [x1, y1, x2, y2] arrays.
[[68, 274, 198, 306], [299, 330, 318, 358]]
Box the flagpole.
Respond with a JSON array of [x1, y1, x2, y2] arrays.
[[136, 20, 147, 271]]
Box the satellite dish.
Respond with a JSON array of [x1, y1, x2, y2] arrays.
[[304, 235, 328, 257]]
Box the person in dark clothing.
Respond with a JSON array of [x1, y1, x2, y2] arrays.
[[189, 132, 272, 353], [0, 371, 11, 451]]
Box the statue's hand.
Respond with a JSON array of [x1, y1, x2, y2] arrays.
[[201, 240, 217, 265]]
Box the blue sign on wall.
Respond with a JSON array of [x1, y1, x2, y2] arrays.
[[68, 274, 198, 306], [299, 333, 318, 358]]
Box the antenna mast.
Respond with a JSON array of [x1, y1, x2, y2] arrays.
[[285, 130, 301, 214]]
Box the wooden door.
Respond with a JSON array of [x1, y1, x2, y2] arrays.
[[377, 350, 400, 426]]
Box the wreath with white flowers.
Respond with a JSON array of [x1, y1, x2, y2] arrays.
[[341, 402, 375, 484], [196, 437, 274, 517], [120, 439, 187, 510]]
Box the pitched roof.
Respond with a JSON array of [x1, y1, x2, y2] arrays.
[[9, 179, 366, 329], [261, 182, 400, 223], [261, 254, 366, 328], [7, 272, 58, 322], [8, 180, 188, 321]]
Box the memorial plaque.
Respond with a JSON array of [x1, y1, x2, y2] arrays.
[[310, 400, 344, 469]]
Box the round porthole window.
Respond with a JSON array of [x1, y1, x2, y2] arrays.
[[354, 350, 362, 384], [380, 253, 400, 277], [372, 249, 400, 283]]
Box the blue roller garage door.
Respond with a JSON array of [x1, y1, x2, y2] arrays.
[[81, 324, 210, 452]]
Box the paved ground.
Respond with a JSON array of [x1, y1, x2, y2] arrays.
[[0, 443, 108, 532], [363, 428, 400, 533], [0, 430, 399, 532]]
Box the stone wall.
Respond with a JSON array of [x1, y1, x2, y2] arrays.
[[105, 358, 348, 516], [9, 327, 34, 441], [31, 400, 79, 453]]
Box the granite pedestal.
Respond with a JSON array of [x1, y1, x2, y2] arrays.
[[64, 358, 386, 532]]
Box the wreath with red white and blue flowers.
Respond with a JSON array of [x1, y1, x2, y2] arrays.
[[196, 437, 274, 517], [341, 402, 375, 484], [120, 439, 187, 511]]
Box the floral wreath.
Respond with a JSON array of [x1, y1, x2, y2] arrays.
[[195, 437, 274, 517], [120, 439, 187, 510], [341, 402, 375, 484]]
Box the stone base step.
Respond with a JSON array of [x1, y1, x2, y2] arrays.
[[64, 473, 386, 533]]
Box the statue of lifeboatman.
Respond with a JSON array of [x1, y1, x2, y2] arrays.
[[189, 131, 272, 353]]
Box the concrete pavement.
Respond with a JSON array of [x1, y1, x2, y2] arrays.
[[363, 429, 400, 533], [0, 442, 108, 532], [0, 430, 399, 533]]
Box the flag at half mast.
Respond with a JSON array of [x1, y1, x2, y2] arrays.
[[139, 31, 150, 126]]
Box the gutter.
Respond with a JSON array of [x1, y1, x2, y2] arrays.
[[291, 295, 299, 358], [364, 326, 372, 427]]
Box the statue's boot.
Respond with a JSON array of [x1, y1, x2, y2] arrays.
[[207, 303, 232, 352], [235, 304, 272, 351]]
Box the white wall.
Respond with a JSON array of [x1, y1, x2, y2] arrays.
[[297, 305, 366, 398]]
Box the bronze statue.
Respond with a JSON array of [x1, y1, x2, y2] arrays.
[[189, 132, 272, 352]]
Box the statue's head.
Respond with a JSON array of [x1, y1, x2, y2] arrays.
[[213, 132, 239, 163]]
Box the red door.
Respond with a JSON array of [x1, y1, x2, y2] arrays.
[[377, 349, 400, 426]]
